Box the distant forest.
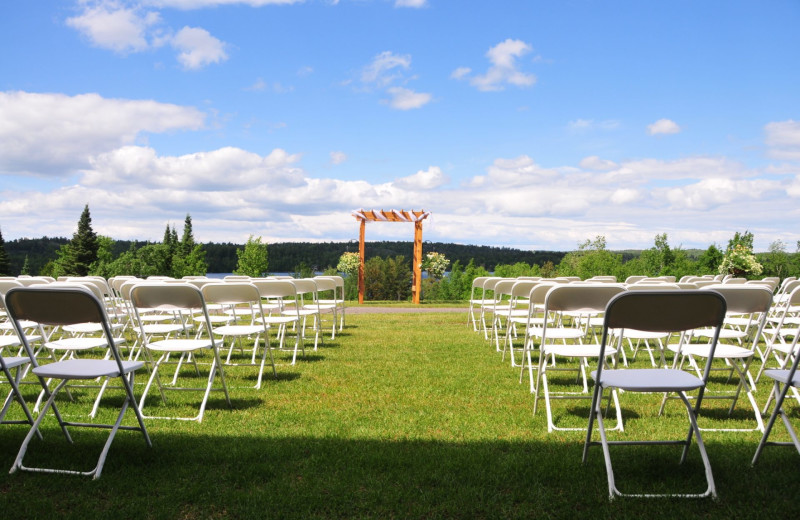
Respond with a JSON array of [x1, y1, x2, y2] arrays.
[[4, 237, 571, 276]]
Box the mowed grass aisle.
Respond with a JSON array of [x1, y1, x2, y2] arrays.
[[1, 310, 798, 518]]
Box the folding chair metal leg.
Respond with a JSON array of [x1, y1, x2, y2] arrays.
[[753, 380, 800, 464]]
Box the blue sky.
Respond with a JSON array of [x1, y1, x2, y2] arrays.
[[1, 0, 798, 252]]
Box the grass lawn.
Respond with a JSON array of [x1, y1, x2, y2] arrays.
[[1, 309, 798, 519]]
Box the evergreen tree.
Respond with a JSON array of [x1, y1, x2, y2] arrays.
[[181, 214, 195, 256], [20, 254, 30, 276], [0, 227, 10, 275], [71, 204, 99, 276]]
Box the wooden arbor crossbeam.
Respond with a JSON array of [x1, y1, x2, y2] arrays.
[[352, 209, 431, 304]]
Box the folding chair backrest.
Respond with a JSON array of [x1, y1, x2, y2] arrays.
[[604, 290, 727, 334], [0, 280, 24, 296], [510, 280, 538, 300], [251, 279, 298, 300], [627, 283, 680, 291], [5, 285, 108, 327], [131, 282, 204, 311], [313, 277, 337, 295], [545, 285, 626, 314], [703, 286, 773, 315], [201, 282, 260, 305]]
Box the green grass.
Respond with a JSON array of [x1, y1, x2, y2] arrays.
[[1, 311, 799, 519]]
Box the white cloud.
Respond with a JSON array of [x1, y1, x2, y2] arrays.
[[579, 156, 618, 171], [467, 39, 537, 92], [171, 26, 228, 69], [66, 1, 161, 53], [647, 118, 681, 135], [330, 151, 347, 165], [145, 0, 304, 7], [467, 155, 561, 188], [245, 78, 267, 91], [80, 145, 304, 190], [0, 91, 205, 175], [664, 178, 781, 210], [567, 119, 620, 132], [394, 0, 428, 7], [765, 120, 800, 161], [450, 67, 471, 80], [394, 166, 448, 190], [361, 51, 412, 87], [385, 87, 432, 110], [67, 2, 230, 69]]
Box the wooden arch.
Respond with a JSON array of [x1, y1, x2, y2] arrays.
[[351, 209, 431, 304]]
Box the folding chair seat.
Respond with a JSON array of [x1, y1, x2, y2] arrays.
[[752, 328, 800, 464], [251, 279, 305, 365], [131, 283, 231, 422], [201, 282, 276, 389], [0, 348, 38, 436], [530, 284, 626, 432], [583, 290, 726, 499], [664, 286, 772, 432], [758, 285, 800, 382], [4, 285, 151, 479]]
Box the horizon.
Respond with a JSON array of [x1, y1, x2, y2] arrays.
[[1, 1, 798, 252]]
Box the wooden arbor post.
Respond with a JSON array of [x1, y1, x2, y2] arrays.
[[351, 209, 431, 304]]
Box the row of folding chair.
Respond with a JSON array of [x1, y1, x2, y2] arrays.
[[472, 278, 800, 499], [0, 274, 348, 480]]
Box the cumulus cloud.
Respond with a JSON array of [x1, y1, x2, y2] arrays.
[[394, 166, 448, 190], [171, 26, 228, 69], [66, 1, 230, 69], [0, 91, 205, 175], [66, 1, 161, 53], [455, 39, 537, 92], [765, 120, 800, 161], [647, 118, 681, 135], [579, 156, 618, 171], [664, 178, 782, 210]]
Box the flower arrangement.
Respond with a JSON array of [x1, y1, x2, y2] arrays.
[[718, 243, 763, 276], [336, 251, 360, 276], [420, 251, 450, 280]]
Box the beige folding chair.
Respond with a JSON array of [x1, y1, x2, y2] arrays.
[[310, 277, 339, 340], [5, 285, 151, 479], [131, 283, 231, 422], [201, 282, 276, 389], [583, 290, 726, 499]]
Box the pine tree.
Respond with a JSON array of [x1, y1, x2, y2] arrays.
[[21, 255, 30, 275], [181, 214, 195, 256], [0, 227, 11, 275], [71, 205, 99, 276]]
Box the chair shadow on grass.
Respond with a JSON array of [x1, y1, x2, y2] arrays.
[[1, 430, 796, 519]]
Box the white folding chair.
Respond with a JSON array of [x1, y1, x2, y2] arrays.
[[664, 285, 772, 432], [251, 279, 305, 365], [531, 284, 626, 433], [286, 279, 322, 351], [752, 326, 800, 464], [315, 275, 346, 332], [5, 285, 151, 479], [201, 282, 276, 389], [0, 342, 39, 437], [131, 283, 231, 422], [583, 290, 726, 499]]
